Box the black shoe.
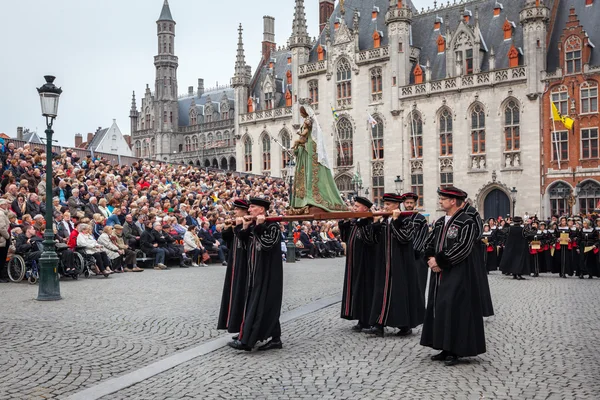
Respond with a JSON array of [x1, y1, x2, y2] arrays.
[[589, 276, 594, 279], [513, 275, 518, 280], [180, 263, 189, 268], [362, 326, 384, 337], [396, 328, 413, 337], [227, 340, 251, 351], [351, 323, 363, 332], [518, 275, 526, 280], [258, 339, 283, 351], [0, 278, 8, 283], [444, 355, 460, 366], [562, 275, 567, 278], [534, 273, 539, 277], [431, 351, 449, 361], [232, 335, 239, 340], [579, 275, 584, 279]]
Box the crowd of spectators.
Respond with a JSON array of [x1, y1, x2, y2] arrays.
[[0, 141, 348, 283]]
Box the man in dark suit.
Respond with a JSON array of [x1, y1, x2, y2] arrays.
[[85, 197, 101, 219], [199, 221, 226, 265], [298, 226, 317, 259], [67, 189, 84, 216], [25, 193, 43, 217]]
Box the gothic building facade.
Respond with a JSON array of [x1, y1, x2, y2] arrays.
[[129, 0, 237, 170]]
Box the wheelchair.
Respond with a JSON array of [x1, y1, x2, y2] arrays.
[[7, 242, 84, 283], [73, 247, 109, 278]]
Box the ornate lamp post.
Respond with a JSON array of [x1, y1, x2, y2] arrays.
[[352, 174, 363, 198], [286, 160, 296, 263], [36, 76, 62, 301], [510, 186, 518, 218], [394, 175, 403, 194]]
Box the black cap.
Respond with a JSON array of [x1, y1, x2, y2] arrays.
[[401, 192, 419, 201], [354, 196, 373, 209], [249, 197, 271, 209], [513, 216, 523, 224], [437, 186, 468, 200], [232, 199, 249, 210], [382, 193, 404, 203]]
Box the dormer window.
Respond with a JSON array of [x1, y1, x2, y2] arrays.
[[508, 45, 519, 68], [465, 49, 474, 75], [317, 44, 325, 61], [265, 92, 274, 110], [503, 19, 514, 40], [287, 56, 292, 65], [286, 70, 292, 85], [565, 35, 582, 74], [494, 2, 503, 16], [437, 35, 446, 53], [414, 64, 423, 84], [247, 97, 253, 113], [285, 90, 292, 107], [190, 110, 197, 125], [373, 31, 381, 49], [372, 7, 379, 21]]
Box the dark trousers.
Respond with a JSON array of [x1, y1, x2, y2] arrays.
[[208, 244, 226, 262], [123, 249, 136, 266], [0, 245, 8, 279], [92, 252, 111, 271], [186, 248, 203, 263]]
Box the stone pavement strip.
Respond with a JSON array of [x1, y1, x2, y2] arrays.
[[0, 259, 344, 400], [100, 273, 600, 400]]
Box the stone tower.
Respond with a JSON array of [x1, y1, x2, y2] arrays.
[[289, 0, 312, 126], [386, 0, 413, 112], [129, 91, 139, 135], [155, 0, 179, 158], [520, 0, 550, 98], [233, 23, 249, 159]]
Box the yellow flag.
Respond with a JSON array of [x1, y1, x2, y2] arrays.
[[552, 102, 574, 130]]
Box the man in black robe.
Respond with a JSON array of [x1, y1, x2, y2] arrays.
[[421, 186, 486, 366], [402, 192, 429, 302], [498, 216, 532, 280], [340, 196, 378, 332], [217, 199, 250, 336], [365, 193, 424, 337], [228, 197, 283, 351]]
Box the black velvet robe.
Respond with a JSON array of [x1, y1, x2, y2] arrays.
[[237, 222, 283, 348], [421, 208, 486, 357], [580, 228, 600, 277], [552, 227, 575, 276], [482, 229, 499, 272], [369, 217, 424, 329], [410, 212, 430, 301], [217, 225, 248, 332], [499, 225, 533, 276], [340, 218, 377, 326]]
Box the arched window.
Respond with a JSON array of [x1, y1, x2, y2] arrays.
[[471, 104, 486, 154], [281, 130, 291, 168], [549, 182, 572, 217], [192, 136, 199, 151], [551, 85, 569, 115], [371, 116, 384, 160], [111, 135, 117, 150], [145, 108, 150, 129], [581, 81, 598, 114], [216, 132, 223, 146], [207, 133, 214, 146], [439, 108, 453, 156], [199, 134, 206, 149], [565, 35, 582, 74], [409, 111, 423, 159], [371, 67, 383, 101], [244, 137, 253, 172], [309, 80, 319, 106], [190, 110, 197, 125], [134, 141, 141, 158], [578, 181, 600, 215], [224, 131, 231, 147], [142, 140, 149, 158], [336, 58, 352, 106], [504, 100, 520, 151], [262, 135, 271, 171], [150, 138, 155, 157], [336, 118, 353, 167], [335, 175, 353, 196]]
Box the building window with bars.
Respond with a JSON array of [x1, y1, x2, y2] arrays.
[[439, 108, 453, 156], [581, 128, 599, 159], [578, 181, 600, 215], [371, 116, 384, 160], [581, 81, 598, 114], [336, 118, 353, 167], [262, 135, 271, 171], [185, 137, 191, 152], [552, 131, 569, 161], [309, 80, 319, 106], [471, 104, 486, 154], [336, 58, 352, 104], [551, 86, 569, 115], [565, 35, 582, 74], [372, 175, 384, 207], [504, 100, 520, 151], [409, 112, 423, 159], [244, 137, 253, 172], [440, 171, 453, 188], [411, 173, 424, 207], [134, 141, 141, 158]]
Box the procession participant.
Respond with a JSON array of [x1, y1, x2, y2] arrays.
[[228, 197, 283, 352], [218, 199, 250, 336], [463, 202, 494, 318], [482, 224, 499, 272], [402, 192, 429, 300], [339, 196, 378, 332], [496, 219, 508, 268], [486, 218, 500, 272], [553, 217, 574, 278], [365, 193, 424, 337], [499, 216, 533, 280], [528, 221, 543, 277], [579, 219, 599, 279], [421, 186, 486, 366]]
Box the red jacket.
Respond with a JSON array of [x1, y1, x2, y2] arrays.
[[67, 229, 79, 250]]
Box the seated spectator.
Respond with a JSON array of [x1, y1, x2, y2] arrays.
[[123, 214, 142, 248], [198, 221, 226, 266], [68, 188, 84, 216], [98, 198, 111, 219], [11, 194, 26, 219], [298, 226, 317, 259], [15, 225, 43, 263], [26, 193, 43, 217], [97, 225, 124, 273], [76, 223, 112, 275], [92, 213, 104, 239], [140, 220, 167, 270], [113, 224, 143, 272], [183, 225, 207, 267], [105, 207, 121, 227]]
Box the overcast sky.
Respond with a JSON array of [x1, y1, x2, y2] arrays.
[[0, 0, 436, 146]]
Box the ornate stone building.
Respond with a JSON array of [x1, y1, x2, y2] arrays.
[[129, 0, 237, 170], [234, 0, 553, 218]]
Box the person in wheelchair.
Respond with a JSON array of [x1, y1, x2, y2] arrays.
[[76, 223, 113, 276], [15, 225, 43, 264]]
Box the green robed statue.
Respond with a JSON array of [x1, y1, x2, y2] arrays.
[[290, 104, 348, 213]]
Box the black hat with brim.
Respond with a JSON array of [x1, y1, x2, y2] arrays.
[[437, 186, 468, 200], [382, 193, 404, 203], [233, 199, 249, 210], [354, 196, 373, 209], [249, 197, 271, 209], [513, 216, 523, 224], [401, 192, 419, 201]]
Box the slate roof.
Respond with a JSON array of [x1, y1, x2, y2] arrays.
[[249, 49, 291, 111], [547, 1, 600, 72], [177, 88, 235, 126], [23, 131, 42, 144], [158, 0, 174, 22], [87, 128, 108, 151]]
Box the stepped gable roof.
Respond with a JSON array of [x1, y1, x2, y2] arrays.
[[547, 0, 600, 72], [249, 49, 291, 110]]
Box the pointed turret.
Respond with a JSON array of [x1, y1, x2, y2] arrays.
[[129, 91, 139, 134], [289, 0, 311, 49], [232, 24, 249, 88], [158, 0, 174, 22]]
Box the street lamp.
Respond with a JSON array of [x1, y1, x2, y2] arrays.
[[36, 76, 62, 301], [286, 160, 296, 263], [352, 174, 363, 197], [394, 175, 403, 194], [510, 186, 518, 217]]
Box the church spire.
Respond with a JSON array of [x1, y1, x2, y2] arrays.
[[130, 91, 137, 112], [232, 24, 249, 88], [158, 0, 174, 22], [290, 0, 311, 49]]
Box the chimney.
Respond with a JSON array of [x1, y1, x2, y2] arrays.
[[262, 16, 276, 63], [124, 135, 132, 148], [87, 132, 94, 144], [75, 133, 83, 148], [198, 78, 204, 97], [188, 86, 194, 96], [319, 0, 335, 33], [17, 127, 23, 140]]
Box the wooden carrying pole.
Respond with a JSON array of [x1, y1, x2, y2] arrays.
[[259, 210, 418, 223]]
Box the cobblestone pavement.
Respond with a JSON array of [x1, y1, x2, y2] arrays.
[[0, 258, 344, 400], [106, 272, 600, 400]]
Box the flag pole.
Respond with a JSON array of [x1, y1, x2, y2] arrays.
[[551, 102, 562, 170], [367, 112, 379, 160]]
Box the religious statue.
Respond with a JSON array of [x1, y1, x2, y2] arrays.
[[290, 104, 348, 214]]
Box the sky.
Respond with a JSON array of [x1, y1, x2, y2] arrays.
[[0, 0, 437, 146]]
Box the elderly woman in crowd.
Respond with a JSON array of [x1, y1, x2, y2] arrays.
[[97, 225, 124, 273], [98, 198, 111, 219], [92, 213, 105, 239], [76, 223, 113, 276], [183, 225, 207, 267]]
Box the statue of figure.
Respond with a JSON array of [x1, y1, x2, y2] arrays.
[[514, 154, 520, 167], [472, 157, 478, 170], [291, 105, 347, 213], [505, 154, 511, 167]]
